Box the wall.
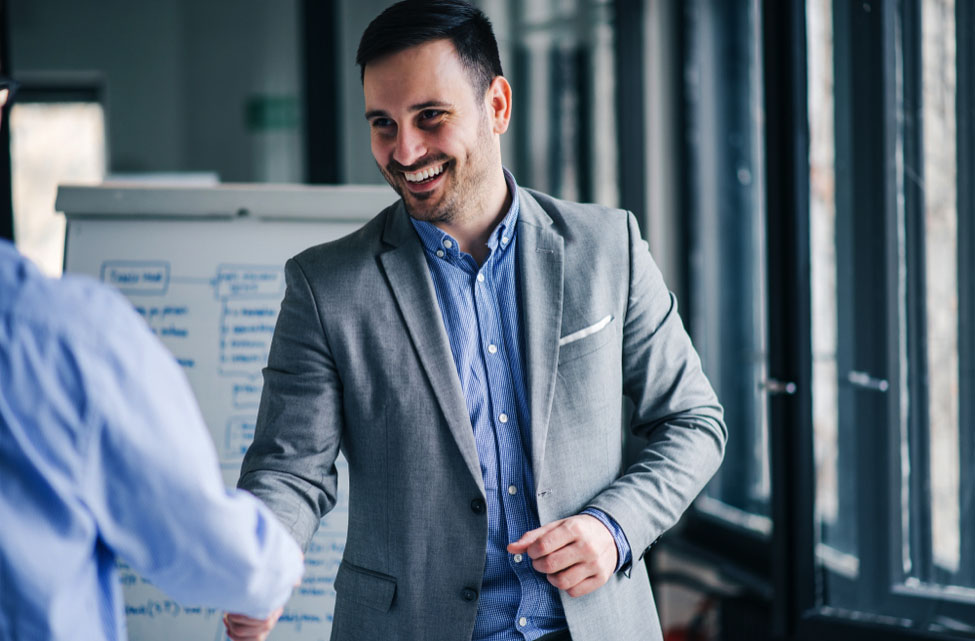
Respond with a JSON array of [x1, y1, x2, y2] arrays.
[[336, 0, 390, 184], [9, 0, 302, 182]]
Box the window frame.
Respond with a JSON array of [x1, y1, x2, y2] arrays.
[[664, 0, 776, 585], [662, 0, 975, 638], [788, 0, 975, 637], [1, 0, 13, 242], [955, 0, 975, 593]]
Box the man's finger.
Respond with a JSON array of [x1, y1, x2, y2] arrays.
[[523, 519, 580, 559], [531, 539, 590, 575], [545, 559, 594, 592], [507, 518, 563, 553], [223, 608, 283, 641], [564, 574, 606, 598]]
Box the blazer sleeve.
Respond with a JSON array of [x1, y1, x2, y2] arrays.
[[238, 256, 344, 550], [586, 211, 727, 564]]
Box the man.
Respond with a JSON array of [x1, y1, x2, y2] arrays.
[[236, 2, 726, 640], [0, 76, 303, 641]]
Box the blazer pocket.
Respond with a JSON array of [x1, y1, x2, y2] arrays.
[[334, 560, 397, 613], [558, 314, 615, 364]]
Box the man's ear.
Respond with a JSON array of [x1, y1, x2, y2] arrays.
[[485, 76, 512, 135]]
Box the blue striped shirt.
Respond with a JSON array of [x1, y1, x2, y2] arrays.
[[410, 170, 630, 641]]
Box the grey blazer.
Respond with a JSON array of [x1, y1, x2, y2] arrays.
[[239, 187, 727, 641]]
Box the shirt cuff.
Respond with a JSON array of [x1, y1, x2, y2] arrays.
[[580, 507, 632, 574]]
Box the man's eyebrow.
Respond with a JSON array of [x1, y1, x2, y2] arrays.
[[364, 101, 453, 121], [410, 100, 452, 112]]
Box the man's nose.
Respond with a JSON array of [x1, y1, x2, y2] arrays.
[[392, 126, 427, 168]]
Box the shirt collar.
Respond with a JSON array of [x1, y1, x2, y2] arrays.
[[410, 167, 520, 262]]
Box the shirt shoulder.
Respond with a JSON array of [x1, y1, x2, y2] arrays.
[[0, 244, 146, 353]]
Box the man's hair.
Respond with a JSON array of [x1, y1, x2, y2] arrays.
[[357, 0, 504, 96]]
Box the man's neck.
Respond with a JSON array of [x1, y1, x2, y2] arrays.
[[435, 168, 511, 265]]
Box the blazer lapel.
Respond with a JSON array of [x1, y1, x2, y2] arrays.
[[378, 202, 484, 493], [516, 190, 564, 487]]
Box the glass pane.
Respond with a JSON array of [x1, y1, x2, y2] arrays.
[[685, 0, 770, 530], [808, 0, 860, 576], [500, 0, 617, 205], [919, 0, 966, 587], [10, 102, 106, 275]]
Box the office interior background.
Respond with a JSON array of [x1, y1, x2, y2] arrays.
[[1, 0, 972, 639]]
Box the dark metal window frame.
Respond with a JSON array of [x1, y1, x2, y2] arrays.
[[955, 0, 975, 594], [660, 0, 774, 587], [301, 0, 340, 184], [657, 0, 974, 638], [786, 0, 975, 638], [614, 0, 647, 232], [899, 0, 973, 595], [1, 0, 13, 242]]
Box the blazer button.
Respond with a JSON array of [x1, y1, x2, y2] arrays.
[[470, 498, 485, 514], [461, 588, 478, 602]]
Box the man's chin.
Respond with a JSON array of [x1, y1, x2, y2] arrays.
[[402, 197, 452, 224]]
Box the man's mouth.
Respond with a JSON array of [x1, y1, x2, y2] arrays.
[[403, 162, 447, 184]]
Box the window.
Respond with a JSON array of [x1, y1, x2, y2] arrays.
[[804, 0, 974, 635], [666, 0, 974, 637], [488, 0, 618, 206], [10, 83, 106, 275], [682, 0, 772, 540]]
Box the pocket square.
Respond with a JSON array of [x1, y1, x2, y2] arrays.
[[558, 314, 614, 347]]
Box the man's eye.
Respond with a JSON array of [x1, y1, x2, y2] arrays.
[[419, 110, 444, 122], [371, 118, 394, 129]]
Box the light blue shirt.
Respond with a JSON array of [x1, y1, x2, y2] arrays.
[[410, 170, 631, 641], [0, 240, 303, 641]]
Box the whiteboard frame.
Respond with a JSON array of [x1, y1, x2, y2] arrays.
[[57, 182, 396, 221]]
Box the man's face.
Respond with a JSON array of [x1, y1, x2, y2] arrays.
[[363, 39, 501, 224]]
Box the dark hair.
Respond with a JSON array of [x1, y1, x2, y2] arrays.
[[356, 0, 503, 96]]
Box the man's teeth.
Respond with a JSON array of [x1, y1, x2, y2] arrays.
[[404, 164, 445, 183]]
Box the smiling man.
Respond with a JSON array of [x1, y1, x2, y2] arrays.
[[233, 2, 727, 641]]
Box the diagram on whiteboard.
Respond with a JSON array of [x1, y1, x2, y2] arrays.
[[63, 211, 369, 641], [103, 260, 291, 468], [100, 257, 348, 641]]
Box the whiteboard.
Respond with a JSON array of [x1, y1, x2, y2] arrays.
[[58, 183, 395, 641]]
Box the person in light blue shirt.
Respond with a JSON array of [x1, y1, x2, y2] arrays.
[[0, 73, 302, 641]]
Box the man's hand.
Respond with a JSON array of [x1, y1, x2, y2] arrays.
[[223, 607, 283, 641], [507, 514, 618, 598]]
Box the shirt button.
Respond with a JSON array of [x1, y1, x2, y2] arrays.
[[461, 587, 477, 601], [514, 553, 524, 563], [498, 413, 508, 424], [488, 344, 497, 354], [508, 485, 518, 495], [518, 617, 528, 627], [470, 498, 485, 514], [436, 250, 445, 258], [477, 273, 485, 282], [443, 239, 453, 249], [502, 235, 509, 245]]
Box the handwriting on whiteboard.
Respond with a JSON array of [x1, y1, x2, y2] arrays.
[[102, 259, 347, 641]]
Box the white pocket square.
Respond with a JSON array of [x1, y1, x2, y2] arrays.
[[559, 314, 614, 347]]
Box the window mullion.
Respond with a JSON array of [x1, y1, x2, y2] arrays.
[[898, 0, 933, 588], [838, 0, 900, 612], [956, 0, 975, 591]]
